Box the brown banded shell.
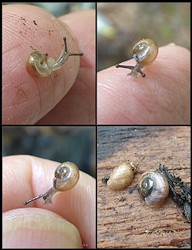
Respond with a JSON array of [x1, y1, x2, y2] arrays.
[[107, 162, 138, 191], [138, 170, 169, 207]]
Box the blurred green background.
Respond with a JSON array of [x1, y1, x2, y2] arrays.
[[97, 2, 190, 71], [2, 126, 96, 178]]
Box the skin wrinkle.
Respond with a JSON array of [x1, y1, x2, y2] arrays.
[[147, 80, 162, 122], [172, 93, 185, 122]]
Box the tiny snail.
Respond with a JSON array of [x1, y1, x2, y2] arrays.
[[116, 38, 158, 78], [23, 162, 79, 205], [107, 162, 138, 191], [26, 37, 83, 77], [138, 170, 169, 207]]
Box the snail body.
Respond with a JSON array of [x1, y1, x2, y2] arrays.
[[138, 170, 169, 207], [107, 162, 138, 191], [116, 38, 158, 78], [23, 161, 79, 205], [26, 37, 83, 77]]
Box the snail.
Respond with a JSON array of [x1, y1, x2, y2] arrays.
[[23, 162, 79, 205], [138, 170, 169, 207], [116, 38, 158, 78], [26, 37, 83, 77], [106, 162, 138, 191]]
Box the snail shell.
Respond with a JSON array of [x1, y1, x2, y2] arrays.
[[107, 162, 138, 191], [26, 51, 53, 77], [138, 170, 169, 207], [54, 162, 80, 191], [116, 38, 158, 78], [23, 161, 79, 205], [26, 37, 83, 77], [132, 38, 158, 67]]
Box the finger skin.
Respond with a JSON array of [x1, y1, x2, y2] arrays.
[[3, 155, 96, 248], [3, 208, 82, 248], [3, 4, 82, 124], [36, 10, 96, 124], [97, 45, 190, 124]]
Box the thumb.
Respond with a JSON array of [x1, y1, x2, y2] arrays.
[[3, 208, 82, 248]]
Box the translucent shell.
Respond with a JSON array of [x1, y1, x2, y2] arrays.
[[26, 37, 83, 77], [116, 38, 158, 78], [132, 38, 158, 67]]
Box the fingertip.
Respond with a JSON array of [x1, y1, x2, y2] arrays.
[[3, 208, 82, 248], [98, 44, 190, 124], [3, 4, 82, 124]]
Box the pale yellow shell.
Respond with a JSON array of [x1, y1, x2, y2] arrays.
[[23, 161, 80, 205], [133, 38, 158, 67], [26, 37, 83, 77], [107, 162, 138, 191], [26, 51, 53, 77], [54, 162, 80, 191]]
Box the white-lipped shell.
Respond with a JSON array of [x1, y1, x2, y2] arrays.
[[138, 170, 169, 207]]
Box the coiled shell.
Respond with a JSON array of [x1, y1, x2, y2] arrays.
[[132, 38, 158, 67], [138, 170, 169, 207], [26, 37, 83, 77], [116, 38, 158, 78], [23, 161, 80, 205], [54, 162, 80, 191], [107, 162, 138, 191]]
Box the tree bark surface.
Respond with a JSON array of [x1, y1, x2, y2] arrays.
[[97, 126, 190, 248]]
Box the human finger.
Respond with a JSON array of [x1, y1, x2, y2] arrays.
[[3, 155, 96, 248], [97, 45, 190, 124], [3, 4, 82, 124], [3, 208, 82, 248], [36, 10, 96, 124]]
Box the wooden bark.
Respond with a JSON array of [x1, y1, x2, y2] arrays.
[[97, 126, 191, 248]]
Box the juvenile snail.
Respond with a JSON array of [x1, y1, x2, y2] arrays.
[[138, 170, 169, 207], [106, 162, 138, 191], [23, 162, 79, 205], [116, 38, 158, 78], [26, 37, 83, 77]]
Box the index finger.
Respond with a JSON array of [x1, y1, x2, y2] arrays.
[[3, 155, 96, 248], [3, 4, 83, 124], [97, 45, 190, 124]]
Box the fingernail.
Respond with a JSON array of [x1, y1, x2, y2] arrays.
[[3, 212, 82, 248]]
